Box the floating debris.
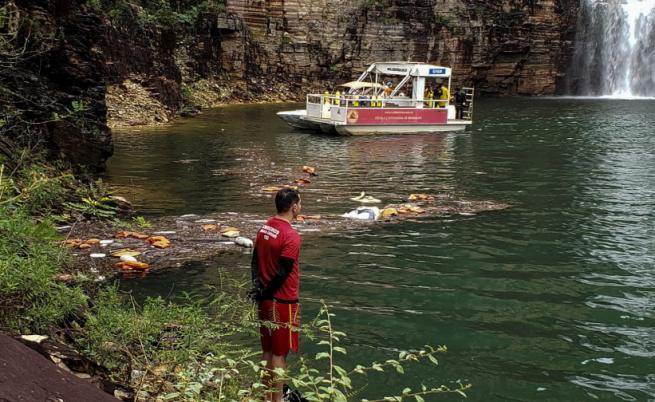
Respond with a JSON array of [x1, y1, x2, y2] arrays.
[[110, 249, 142, 258], [115, 231, 149, 240], [63, 239, 82, 248], [350, 192, 382, 204], [343, 207, 381, 220], [234, 237, 254, 248], [115, 261, 149, 271], [119, 255, 138, 263], [147, 236, 171, 249], [202, 224, 218, 232], [90, 253, 106, 258], [408, 194, 434, 202], [294, 178, 311, 185], [220, 226, 240, 238], [99, 239, 114, 246], [398, 204, 426, 214], [263, 185, 299, 193], [381, 208, 399, 219], [302, 165, 317, 175], [296, 214, 321, 222]]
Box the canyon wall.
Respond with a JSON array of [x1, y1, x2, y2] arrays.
[[1, 0, 579, 168], [218, 0, 580, 96], [102, 0, 580, 126]]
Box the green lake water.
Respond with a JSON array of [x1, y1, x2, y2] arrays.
[[107, 98, 655, 401]]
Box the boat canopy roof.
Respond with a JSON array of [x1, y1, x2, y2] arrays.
[[367, 62, 451, 78], [340, 81, 384, 89]]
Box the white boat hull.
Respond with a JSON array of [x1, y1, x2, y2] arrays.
[[335, 122, 469, 136], [278, 106, 472, 136], [276, 110, 320, 130]]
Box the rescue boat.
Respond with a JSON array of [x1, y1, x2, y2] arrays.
[[277, 62, 474, 136]]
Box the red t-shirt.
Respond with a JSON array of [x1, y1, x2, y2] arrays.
[[255, 216, 301, 301]]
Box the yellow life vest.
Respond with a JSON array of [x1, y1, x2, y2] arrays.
[[425, 89, 434, 107], [334, 90, 341, 106], [323, 91, 330, 104], [353, 94, 360, 107], [438, 86, 449, 107]]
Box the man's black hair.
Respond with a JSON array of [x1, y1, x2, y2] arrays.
[[275, 188, 300, 213]]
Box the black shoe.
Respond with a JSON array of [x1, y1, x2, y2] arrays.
[[283, 384, 307, 402]]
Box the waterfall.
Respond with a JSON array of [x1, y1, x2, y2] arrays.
[[568, 0, 655, 97]]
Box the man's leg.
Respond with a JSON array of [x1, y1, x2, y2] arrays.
[[270, 354, 287, 402], [263, 351, 273, 402]]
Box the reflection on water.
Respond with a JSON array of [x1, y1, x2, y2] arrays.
[[110, 98, 655, 401]]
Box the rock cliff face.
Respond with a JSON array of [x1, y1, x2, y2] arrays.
[[218, 0, 579, 96], [0, 0, 113, 169], [104, 0, 580, 127], [1, 0, 579, 168]]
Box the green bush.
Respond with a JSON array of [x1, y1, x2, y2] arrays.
[[77, 285, 264, 399], [0, 207, 87, 332]]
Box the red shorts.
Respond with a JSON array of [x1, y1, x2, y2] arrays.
[[258, 299, 300, 356]]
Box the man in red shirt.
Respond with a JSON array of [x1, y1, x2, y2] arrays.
[[251, 188, 302, 402]]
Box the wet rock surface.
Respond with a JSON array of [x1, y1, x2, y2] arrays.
[[0, 334, 119, 401]]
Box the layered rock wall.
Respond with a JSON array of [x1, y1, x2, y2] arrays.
[[217, 0, 579, 96], [1, 0, 579, 168]]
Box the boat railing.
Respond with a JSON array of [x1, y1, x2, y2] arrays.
[[306, 94, 451, 109]]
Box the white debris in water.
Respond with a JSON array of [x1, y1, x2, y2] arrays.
[[581, 357, 614, 365], [99, 240, 114, 247], [194, 219, 216, 223], [120, 255, 138, 262], [342, 207, 380, 221], [234, 237, 254, 248], [180, 214, 198, 218], [90, 253, 106, 258], [153, 230, 176, 235]]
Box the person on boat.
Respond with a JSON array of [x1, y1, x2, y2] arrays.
[[250, 188, 303, 402], [454, 87, 467, 119], [438, 81, 449, 108], [383, 81, 393, 97], [424, 86, 434, 108]]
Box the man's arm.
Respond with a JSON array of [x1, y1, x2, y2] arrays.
[[250, 247, 260, 288], [260, 256, 294, 300], [248, 247, 266, 301]]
